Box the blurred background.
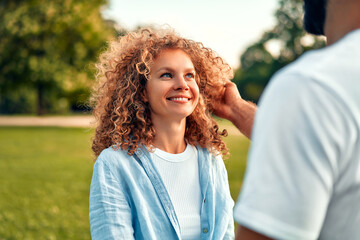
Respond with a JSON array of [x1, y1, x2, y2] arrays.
[[0, 0, 325, 239]]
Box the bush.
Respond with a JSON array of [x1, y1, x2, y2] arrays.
[[0, 87, 37, 114]]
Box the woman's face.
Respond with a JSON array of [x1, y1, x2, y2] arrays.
[[146, 49, 200, 122]]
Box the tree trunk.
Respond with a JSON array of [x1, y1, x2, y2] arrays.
[[37, 84, 46, 115]]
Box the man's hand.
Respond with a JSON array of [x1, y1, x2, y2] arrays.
[[212, 82, 242, 122], [212, 81, 257, 139]]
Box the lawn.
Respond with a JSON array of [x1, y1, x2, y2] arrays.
[[0, 124, 250, 239]]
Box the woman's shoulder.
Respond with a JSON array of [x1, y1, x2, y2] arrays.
[[96, 145, 151, 170], [96, 145, 133, 168]]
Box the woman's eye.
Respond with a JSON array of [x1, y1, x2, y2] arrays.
[[160, 73, 172, 78], [185, 73, 195, 79]]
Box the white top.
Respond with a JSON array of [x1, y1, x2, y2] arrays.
[[234, 29, 360, 240], [151, 144, 201, 240]]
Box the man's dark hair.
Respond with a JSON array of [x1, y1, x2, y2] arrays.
[[303, 0, 327, 35]]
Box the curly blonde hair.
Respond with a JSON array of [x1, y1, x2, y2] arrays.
[[91, 27, 234, 157]]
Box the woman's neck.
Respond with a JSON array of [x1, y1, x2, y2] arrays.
[[152, 118, 187, 154]]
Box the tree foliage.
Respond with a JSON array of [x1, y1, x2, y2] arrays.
[[233, 0, 326, 103], [0, 0, 118, 114]]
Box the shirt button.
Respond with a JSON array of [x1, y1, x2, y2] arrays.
[[203, 228, 208, 233]]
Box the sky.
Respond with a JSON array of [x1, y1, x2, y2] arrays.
[[102, 0, 279, 69]]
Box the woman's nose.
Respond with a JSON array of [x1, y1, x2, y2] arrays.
[[174, 76, 189, 90]]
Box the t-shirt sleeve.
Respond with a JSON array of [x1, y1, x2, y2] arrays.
[[233, 73, 348, 240]]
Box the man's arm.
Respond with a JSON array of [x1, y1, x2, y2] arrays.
[[236, 226, 272, 240], [212, 82, 257, 139]]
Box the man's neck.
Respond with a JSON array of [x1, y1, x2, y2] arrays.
[[325, 0, 360, 45]]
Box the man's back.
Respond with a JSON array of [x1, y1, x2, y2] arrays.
[[233, 29, 360, 240]]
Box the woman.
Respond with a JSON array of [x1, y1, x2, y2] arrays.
[[89, 27, 234, 239]]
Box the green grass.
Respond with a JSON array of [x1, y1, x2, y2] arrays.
[[0, 127, 94, 240], [224, 135, 250, 201], [0, 125, 250, 239]]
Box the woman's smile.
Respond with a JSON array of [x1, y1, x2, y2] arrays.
[[167, 96, 191, 102]]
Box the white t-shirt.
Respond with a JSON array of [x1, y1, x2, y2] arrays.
[[234, 29, 360, 240], [151, 144, 202, 240]]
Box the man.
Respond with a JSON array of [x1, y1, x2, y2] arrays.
[[214, 0, 360, 239]]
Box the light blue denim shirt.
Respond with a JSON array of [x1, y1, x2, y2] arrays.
[[89, 145, 234, 239]]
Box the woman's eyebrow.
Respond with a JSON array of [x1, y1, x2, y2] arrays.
[[184, 68, 196, 73], [155, 67, 174, 73], [155, 67, 195, 74]]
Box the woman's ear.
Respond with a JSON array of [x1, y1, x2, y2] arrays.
[[142, 89, 149, 103], [139, 74, 149, 102]]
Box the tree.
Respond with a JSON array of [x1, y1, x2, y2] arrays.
[[0, 0, 117, 115], [233, 0, 325, 103]]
